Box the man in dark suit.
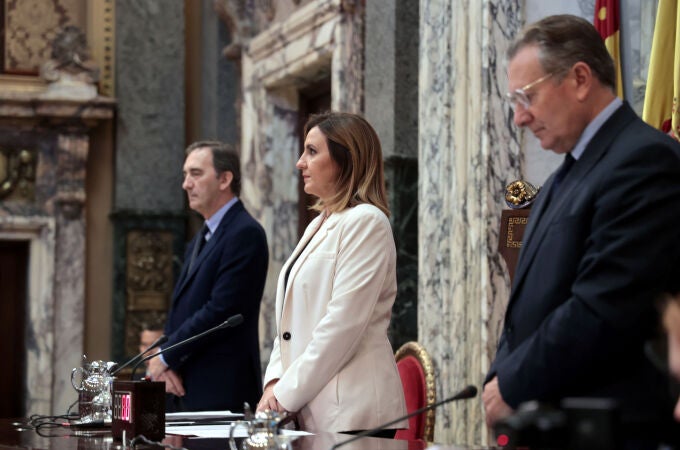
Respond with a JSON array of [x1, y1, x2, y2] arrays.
[[149, 141, 268, 412], [483, 14, 680, 439]]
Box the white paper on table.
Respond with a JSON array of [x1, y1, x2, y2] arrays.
[[166, 410, 243, 421], [165, 424, 311, 438]]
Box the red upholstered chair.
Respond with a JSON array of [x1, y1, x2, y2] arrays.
[[394, 341, 436, 442]]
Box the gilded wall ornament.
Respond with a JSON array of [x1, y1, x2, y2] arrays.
[[126, 230, 174, 311], [0, 147, 37, 201], [504, 180, 539, 209]]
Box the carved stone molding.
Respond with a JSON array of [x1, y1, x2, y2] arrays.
[[247, 0, 342, 63], [259, 0, 276, 22], [0, 75, 47, 94], [40, 26, 100, 101], [55, 193, 86, 220], [214, 0, 255, 61], [340, 0, 358, 14], [0, 95, 115, 129]]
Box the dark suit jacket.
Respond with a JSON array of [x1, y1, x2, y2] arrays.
[[487, 103, 680, 427], [164, 200, 268, 412]]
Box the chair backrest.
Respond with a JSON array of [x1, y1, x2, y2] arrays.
[[394, 341, 436, 442]]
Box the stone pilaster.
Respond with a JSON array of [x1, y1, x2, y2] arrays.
[[52, 133, 89, 413], [365, 0, 419, 348], [112, 0, 187, 362], [418, 0, 521, 444]]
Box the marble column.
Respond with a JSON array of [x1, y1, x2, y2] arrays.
[[112, 0, 187, 362], [52, 133, 89, 413], [365, 0, 419, 348], [418, 0, 521, 444], [114, 0, 185, 213], [197, 0, 239, 143]]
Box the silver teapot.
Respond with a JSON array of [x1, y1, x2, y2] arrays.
[[229, 405, 294, 450], [71, 357, 117, 423]]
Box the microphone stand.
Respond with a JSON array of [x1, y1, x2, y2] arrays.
[[111, 334, 168, 376], [329, 385, 478, 450], [130, 314, 244, 379]]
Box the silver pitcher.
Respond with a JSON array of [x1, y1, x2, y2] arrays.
[[71, 358, 117, 424], [229, 406, 294, 450]]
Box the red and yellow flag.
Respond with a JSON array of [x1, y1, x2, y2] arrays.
[[594, 0, 624, 99], [642, 0, 680, 140]]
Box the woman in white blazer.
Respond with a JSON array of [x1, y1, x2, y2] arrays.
[[257, 112, 407, 435]]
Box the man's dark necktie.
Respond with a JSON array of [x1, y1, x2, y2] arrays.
[[188, 223, 208, 272], [546, 153, 575, 206]]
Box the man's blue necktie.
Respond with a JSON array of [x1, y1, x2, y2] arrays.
[[188, 223, 208, 272], [546, 153, 575, 205]]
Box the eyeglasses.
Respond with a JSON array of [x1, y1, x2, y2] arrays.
[[505, 73, 554, 110]]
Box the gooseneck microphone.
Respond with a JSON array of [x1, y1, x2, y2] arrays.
[[130, 314, 244, 379], [329, 384, 478, 450], [111, 317, 243, 442], [111, 334, 168, 376]]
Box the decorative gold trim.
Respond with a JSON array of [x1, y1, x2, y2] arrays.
[[395, 341, 436, 442], [87, 0, 115, 97], [506, 216, 528, 248]]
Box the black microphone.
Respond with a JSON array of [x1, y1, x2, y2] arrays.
[[329, 384, 478, 450], [111, 334, 168, 376], [130, 314, 244, 379]]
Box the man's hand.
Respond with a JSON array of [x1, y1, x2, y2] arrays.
[[482, 376, 514, 427], [158, 369, 185, 397], [147, 356, 169, 380], [257, 380, 285, 413]]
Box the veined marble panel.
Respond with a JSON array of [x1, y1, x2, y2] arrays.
[[418, 0, 521, 445], [0, 93, 113, 415], [240, 0, 363, 367], [522, 0, 588, 184]]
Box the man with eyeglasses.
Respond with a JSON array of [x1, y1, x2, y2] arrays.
[[483, 14, 680, 444]]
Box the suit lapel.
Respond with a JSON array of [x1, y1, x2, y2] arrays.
[[509, 103, 636, 303], [172, 201, 244, 305], [278, 213, 339, 318]]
